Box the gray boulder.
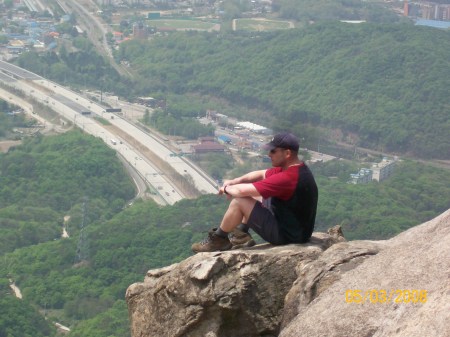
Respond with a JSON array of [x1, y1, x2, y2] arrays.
[[126, 210, 449, 337], [280, 209, 450, 337]]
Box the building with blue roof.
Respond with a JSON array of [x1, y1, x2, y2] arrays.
[[415, 19, 450, 29], [217, 135, 231, 144], [348, 168, 373, 184]]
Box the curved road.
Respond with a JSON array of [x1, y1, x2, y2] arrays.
[[0, 61, 218, 205]]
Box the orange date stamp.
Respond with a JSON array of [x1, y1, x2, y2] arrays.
[[345, 289, 427, 304]]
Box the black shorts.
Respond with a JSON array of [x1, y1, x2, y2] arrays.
[[246, 201, 288, 245]]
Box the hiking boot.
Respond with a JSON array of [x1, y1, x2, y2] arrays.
[[192, 229, 232, 253], [229, 228, 256, 249]]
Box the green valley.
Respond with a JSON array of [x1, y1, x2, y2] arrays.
[[0, 130, 449, 336]]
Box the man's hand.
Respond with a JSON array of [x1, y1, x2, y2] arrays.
[[219, 180, 235, 199], [218, 171, 264, 199], [218, 186, 225, 195]]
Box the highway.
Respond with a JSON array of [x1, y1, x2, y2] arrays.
[[46, 81, 219, 194], [0, 61, 218, 205]]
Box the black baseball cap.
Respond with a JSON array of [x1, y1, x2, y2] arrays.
[[263, 132, 299, 152]]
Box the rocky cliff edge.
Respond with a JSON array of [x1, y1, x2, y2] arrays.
[[126, 209, 450, 337]]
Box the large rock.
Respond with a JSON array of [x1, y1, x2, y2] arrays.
[[126, 210, 449, 337], [280, 209, 450, 337], [126, 231, 350, 337]]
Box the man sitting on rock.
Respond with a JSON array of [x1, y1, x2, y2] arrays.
[[192, 132, 318, 253]]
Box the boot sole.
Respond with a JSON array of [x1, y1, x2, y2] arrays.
[[192, 244, 232, 253], [231, 239, 256, 250]]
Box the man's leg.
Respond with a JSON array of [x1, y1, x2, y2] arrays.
[[219, 197, 287, 245], [219, 197, 257, 232], [191, 197, 257, 253], [219, 197, 257, 248]]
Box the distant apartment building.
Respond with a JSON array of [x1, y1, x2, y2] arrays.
[[372, 157, 397, 182], [349, 168, 373, 184], [349, 157, 398, 184], [404, 1, 450, 21]]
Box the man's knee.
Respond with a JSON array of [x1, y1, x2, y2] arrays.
[[229, 197, 257, 215]]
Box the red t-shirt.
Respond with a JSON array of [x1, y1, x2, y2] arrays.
[[253, 164, 304, 200]]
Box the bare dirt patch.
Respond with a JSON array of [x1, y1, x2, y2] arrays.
[[0, 140, 22, 153]]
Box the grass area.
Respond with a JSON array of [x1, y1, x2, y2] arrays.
[[94, 116, 112, 125], [147, 18, 218, 30], [235, 18, 293, 31]]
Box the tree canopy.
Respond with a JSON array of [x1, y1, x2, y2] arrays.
[[0, 130, 135, 254], [118, 23, 450, 159], [276, 0, 399, 22], [14, 23, 449, 159], [0, 102, 35, 138]]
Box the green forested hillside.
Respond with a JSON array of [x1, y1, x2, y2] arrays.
[[0, 285, 56, 337], [118, 23, 450, 159], [0, 131, 135, 336], [276, 0, 399, 22], [0, 102, 36, 139], [0, 196, 229, 337], [15, 23, 449, 159], [14, 37, 132, 97], [0, 130, 135, 254], [0, 132, 449, 336], [0, 131, 226, 336], [312, 160, 450, 239]]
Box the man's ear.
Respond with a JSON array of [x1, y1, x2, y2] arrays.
[[285, 149, 292, 158]]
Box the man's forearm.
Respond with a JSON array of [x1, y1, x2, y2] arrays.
[[224, 183, 260, 198], [226, 170, 266, 185]]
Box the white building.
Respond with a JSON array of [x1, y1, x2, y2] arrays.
[[372, 157, 397, 182], [236, 121, 270, 134], [349, 168, 373, 184]]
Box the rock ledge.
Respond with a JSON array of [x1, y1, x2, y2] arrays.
[[127, 210, 450, 337]]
